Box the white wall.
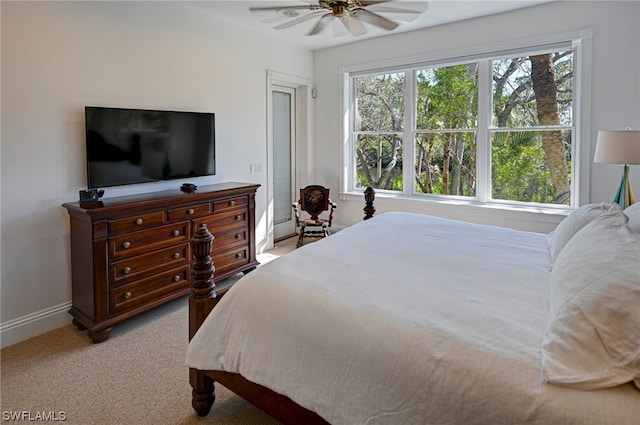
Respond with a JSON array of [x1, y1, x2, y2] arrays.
[[0, 1, 313, 347], [313, 1, 640, 231]]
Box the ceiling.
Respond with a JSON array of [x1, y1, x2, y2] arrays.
[[187, 1, 551, 50]]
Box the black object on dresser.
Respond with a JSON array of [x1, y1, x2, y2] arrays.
[[62, 182, 260, 343]]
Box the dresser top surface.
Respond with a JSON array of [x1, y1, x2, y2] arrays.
[[62, 182, 260, 216]]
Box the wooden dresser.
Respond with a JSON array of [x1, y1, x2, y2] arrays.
[[62, 182, 260, 342]]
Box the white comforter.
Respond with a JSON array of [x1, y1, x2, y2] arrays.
[[186, 212, 639, 424]]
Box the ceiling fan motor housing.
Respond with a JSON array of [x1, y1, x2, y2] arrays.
[[319, 1, 362, 17], [332, 4, 346, 16]]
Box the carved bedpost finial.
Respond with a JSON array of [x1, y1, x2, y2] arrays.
[[363, 186, 376, 220], [191, 224, 216, 301]]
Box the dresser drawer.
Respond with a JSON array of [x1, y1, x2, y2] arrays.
[[213, 196, 247, 213], [167, 203, 212, 221], [109, 221, 190, 260], [110, 265, 189, 315], [109, 243, 189, 286], [108, 211, 166, 234], [194, 209, 247, 235], [211, 228, 248, 252], [212, 246, 248, 276]]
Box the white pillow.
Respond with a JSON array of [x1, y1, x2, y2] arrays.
[[547, 202, 610, 262], [542, 206, 640, 390], [623, 202, 640, 234]]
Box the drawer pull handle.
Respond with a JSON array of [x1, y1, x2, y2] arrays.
[[235, 214, 242, 221], [172, 230, 180, 237], [174, 275, 181, 282], [123, 266, 132, 274], [135, 218, 143, 225], [187, 208, 195, 215], [236, 252, 243, 258], [123, 241, 131, 249], [229, 200, 235, 206], [235, 234, 242, 240], [124, 291, 132, 300], [173, 252, 181, 259]]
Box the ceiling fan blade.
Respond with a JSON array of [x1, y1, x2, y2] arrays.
[[366, 2, 428, 22], [356, 9, 399, 31], [307, 13, 332, 35], [368, 2, 429, 13], [366, 9, 422, 23], [249, 5, 314, 12], [274, 10, 325, 30], [332, 16, 350, 37], [342, 14, 367, 36], [359, 1, 393, 5]]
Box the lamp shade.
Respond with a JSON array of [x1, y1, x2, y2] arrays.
[[594, 130, 640, 164]]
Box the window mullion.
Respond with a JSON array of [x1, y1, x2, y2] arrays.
[[404, 70, 416, 195], [476, 60, 491, 203], [346, 75, 356, 192]]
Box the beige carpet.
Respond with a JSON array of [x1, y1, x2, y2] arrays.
[[1, 237, 299, 425]]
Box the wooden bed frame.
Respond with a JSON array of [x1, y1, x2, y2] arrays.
[[187, 188, 375, 424]]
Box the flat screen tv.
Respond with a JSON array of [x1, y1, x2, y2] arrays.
[[85, 106, 215, 189]]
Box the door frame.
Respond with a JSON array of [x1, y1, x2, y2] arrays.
[[272, 85, 296, 242], [266, 70, 311, 250]]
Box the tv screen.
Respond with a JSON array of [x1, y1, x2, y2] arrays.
[[85, 106, 215, 189]]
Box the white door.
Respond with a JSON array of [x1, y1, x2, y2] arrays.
[[272, 86, 297, 241]]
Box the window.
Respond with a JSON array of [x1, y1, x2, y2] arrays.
[[347, 41, 579, 209], [415, 63, 478, 197], [354, 72, 406, 191], [491, 51, 574, 205]]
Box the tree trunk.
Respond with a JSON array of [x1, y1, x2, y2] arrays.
[[356, 147, 375, 187], [442, 133, 451, 194], [450, 136, 464, 195], [530, 54, 570, 204], [378, 135, 399, 189]]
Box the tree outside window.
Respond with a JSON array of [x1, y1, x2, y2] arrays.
[[415, 64, 478, 197], [354, 73, 405, 191], [349, 46, 575, 208], [491, 51, 574, 205]]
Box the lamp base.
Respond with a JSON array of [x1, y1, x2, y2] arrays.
[[613, 164, 636, 209]]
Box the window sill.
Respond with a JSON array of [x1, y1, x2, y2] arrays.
[[338, 191, 569, 233]]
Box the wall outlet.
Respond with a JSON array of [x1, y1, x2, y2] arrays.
[[250, 163, 262, 173]]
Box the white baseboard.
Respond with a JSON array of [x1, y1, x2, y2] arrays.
[[0, 302, 72, 349]]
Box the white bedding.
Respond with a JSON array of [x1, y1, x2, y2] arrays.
[[186, 212, 639, 424]]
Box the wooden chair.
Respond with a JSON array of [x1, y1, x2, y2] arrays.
[[292, 185, 337, 248]]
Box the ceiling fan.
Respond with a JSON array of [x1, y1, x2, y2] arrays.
[[249, 1, 429, 37]]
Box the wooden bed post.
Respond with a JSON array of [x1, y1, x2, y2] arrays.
[[189, 224, 217, 416], [363, 186, 376, 220]]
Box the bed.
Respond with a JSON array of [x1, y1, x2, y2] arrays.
[[185, 194, 640, 424]]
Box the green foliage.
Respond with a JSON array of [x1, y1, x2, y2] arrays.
[[491, 131, 552, 203], [414, 64, 477, 196], [353, 51, 574, 203], [355, 133, 403, 190], [355, 73, 405, 132], [354, 73, 405, 190], [417, 64, 478, 130], [492, 52, 574, 127]]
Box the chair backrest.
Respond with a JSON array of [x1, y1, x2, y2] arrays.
[[299, 185, 330, 220]]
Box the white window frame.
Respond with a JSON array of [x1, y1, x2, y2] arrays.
[[341, 29, 592, 212]]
